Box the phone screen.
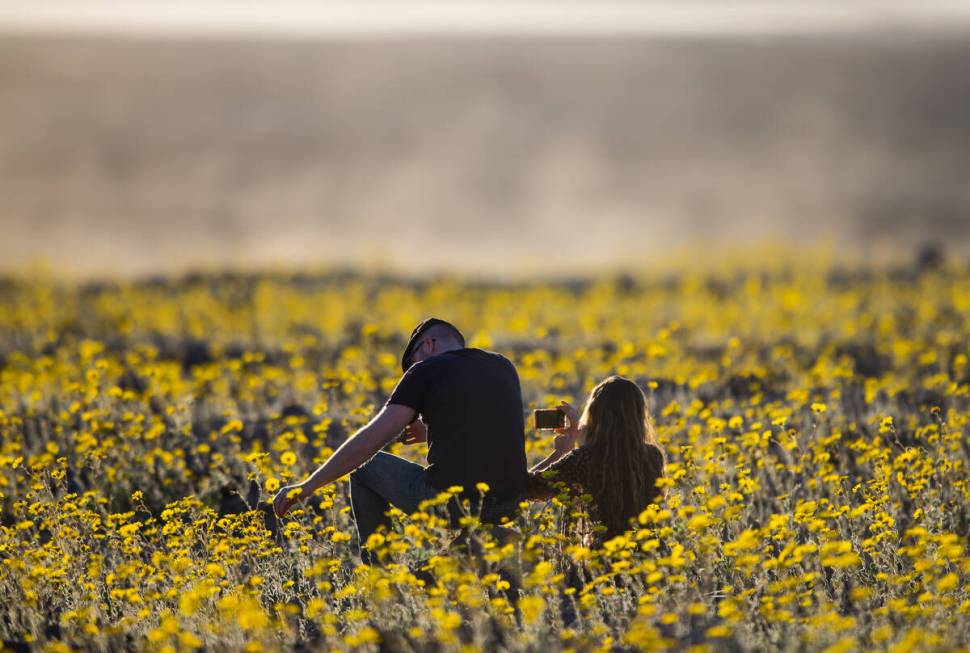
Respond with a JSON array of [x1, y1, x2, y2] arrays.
[[534, 408, 565, 430]]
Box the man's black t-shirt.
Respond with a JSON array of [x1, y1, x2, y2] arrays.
[[386, 348, 528, 500]]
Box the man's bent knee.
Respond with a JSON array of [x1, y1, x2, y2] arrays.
[[349, 454, 379, 483]]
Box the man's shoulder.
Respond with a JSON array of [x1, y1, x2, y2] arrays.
[[413, 349, 519, 385], [442, 348, 516, 368]]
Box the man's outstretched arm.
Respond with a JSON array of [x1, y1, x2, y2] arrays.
[[273, 403, 416, 516]]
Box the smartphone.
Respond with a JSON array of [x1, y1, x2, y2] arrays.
[[534, 408, 565, 430]]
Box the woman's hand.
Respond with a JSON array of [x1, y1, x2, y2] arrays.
[[399, 419, 427, 445], [552, 401, 581, 453], [531, 401, 584, 473], [557, 401, 581, 436], [273, 482, 308, 518], [552, 431, 576, 454]]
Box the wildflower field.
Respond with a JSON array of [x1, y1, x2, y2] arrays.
[[1, 259, 969, 652]]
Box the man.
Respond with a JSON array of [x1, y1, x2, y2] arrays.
[[273, 318, 528, 562]]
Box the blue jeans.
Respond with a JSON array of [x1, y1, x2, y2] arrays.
[[349, 452, 522, 563], [349, 452, 440, 562]]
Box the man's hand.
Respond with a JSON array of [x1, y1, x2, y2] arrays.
[[400, 419, 427, 445], [273, 482, 306, 518]]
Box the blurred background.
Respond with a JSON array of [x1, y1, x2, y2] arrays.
[[2, 1, 970, 278]]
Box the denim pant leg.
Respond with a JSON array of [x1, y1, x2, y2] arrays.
[[480, 493, 523, 525], [349, 452, 437, 559]]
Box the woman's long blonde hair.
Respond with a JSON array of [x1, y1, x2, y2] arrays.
[[580, 375, 664, 535]]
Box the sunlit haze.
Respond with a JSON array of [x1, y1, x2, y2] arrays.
[[2, 1, 970, 38], [2, 2, 970, 278]]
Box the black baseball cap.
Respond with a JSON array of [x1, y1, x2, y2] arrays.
[[401, 318, 465, 372]]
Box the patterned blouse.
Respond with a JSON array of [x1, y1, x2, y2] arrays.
[[525, 443, 665, 541]]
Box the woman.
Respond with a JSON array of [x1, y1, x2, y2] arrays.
[[527, 376, 665, 543]]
